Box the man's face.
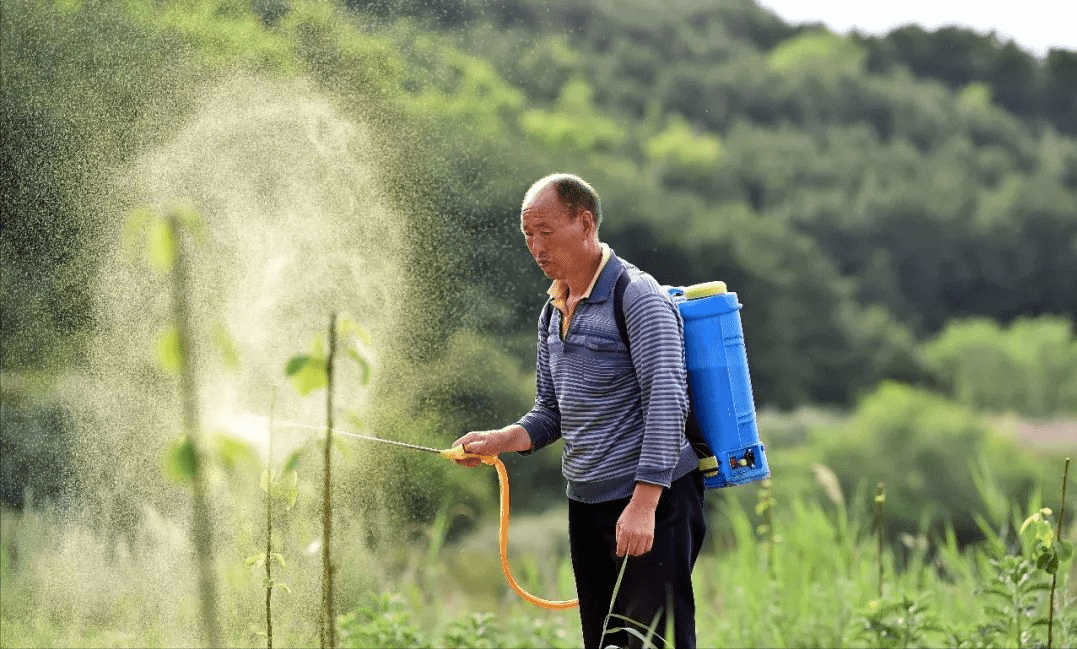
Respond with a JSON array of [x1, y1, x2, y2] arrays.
[[520, 186, 594, 281]]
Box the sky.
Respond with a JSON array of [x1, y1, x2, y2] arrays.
[[757, 0, 1077, 58]]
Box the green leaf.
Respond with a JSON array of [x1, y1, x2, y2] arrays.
[[353, 324, 372, 346], [271, 553, 287, 568], [163, 437, 199, 482], [1060, 540, 1073, 561], [345, 413, 365, 431], [174, 205, 206, 242], [148, 216, 175, 273], [213, 433, 258, 473], [286, 351, 327, 396], [213, 325, 240, 370], [280, 469, 298, 509], [260, 469, 272, 493], [265, 469, 299, 509], [1020, 512, 1042, 535], [123, 207, 154, 254], [984, 605, 1010, 619], [330, 433, 354, 461], [349, 350, 372, 385], [246, 553, 267, 568], [274, 582, 291, 593], [1036, 552, 1052, 570], [285, 355, 311, 376], [282, 449, 303, 473], [155, 327, 183, 374], [339, 317, 372, 346], [289, 357, 327, 396]]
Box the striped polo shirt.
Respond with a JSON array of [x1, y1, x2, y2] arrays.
[[517, 248, 697, 503]]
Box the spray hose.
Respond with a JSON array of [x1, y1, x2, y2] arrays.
[[440, 446, 579, 610]]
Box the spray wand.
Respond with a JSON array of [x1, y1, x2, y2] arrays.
[[272, 420, 578, 611]]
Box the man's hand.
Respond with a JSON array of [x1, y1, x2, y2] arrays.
[[616, 482, 664, 557], [452, 425, 532, 467]]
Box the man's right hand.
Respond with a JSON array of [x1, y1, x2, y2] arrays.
[[452, 425, 532, 467]]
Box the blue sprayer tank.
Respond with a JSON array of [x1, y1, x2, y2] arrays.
[[667, 281, 770, 489]]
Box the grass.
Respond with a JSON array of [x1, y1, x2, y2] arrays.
[[2, 453, 1073, 648]]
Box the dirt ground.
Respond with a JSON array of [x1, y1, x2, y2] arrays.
[[1008, 417, 1077, 453]]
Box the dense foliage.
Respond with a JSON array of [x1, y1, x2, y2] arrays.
[[4, 0, 1077, 408]]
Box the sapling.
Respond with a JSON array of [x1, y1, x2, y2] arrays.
[[137, 208, 219, 648], [1021, 456, 1072, 649], [875, 482, 885, 598], [321, 313, 338, 649], [266, 389, 275, 649], [755, 478, 777, 576], [283, 315, 372, 648], [245, 387, 296, 649]]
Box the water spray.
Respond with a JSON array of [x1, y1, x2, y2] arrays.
[[271, 419, 579, 611]]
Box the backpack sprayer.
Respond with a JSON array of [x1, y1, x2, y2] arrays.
[[666, 281, 771, 489], [275, 279, 768, 609]]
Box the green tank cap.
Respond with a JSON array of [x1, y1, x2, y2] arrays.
[[684, 281, 727, 300]]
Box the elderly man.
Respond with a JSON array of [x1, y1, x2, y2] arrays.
[[454, 173, 706, 649]]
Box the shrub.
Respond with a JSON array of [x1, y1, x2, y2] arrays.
[[818, 382, 1044, 545]]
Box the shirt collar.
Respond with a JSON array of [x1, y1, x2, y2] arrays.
[[547, 243, 612, 308]]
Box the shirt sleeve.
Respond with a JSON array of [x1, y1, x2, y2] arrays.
[[516, 305, 562, 454], [624, 281, 690, 487]]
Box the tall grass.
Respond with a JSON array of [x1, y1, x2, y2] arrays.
[[1, 449, 1072, 648]]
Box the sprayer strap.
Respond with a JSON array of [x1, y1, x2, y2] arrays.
[[611, 270, 716, 469], [612, 270, 631, 353]]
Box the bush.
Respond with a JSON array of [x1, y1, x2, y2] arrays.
[[922, 316, 1077, 416], [817, 382, 1044, 545]]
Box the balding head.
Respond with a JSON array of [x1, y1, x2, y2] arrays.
[[521, 173, 603, 232]]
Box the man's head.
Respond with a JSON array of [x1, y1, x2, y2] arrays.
[[521, 173, 603, 232], [520, 173, 603, 282]]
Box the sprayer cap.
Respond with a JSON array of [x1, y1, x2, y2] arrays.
[[684, 281, 727, 300]]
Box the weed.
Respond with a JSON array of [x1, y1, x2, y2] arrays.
[[338, 593, 430, 649], [857, 590, 942, 648]]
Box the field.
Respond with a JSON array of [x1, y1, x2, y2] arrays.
[[1, 415, 1073, 649]]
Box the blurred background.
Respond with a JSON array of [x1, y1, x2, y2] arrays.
[[2, 1, 1075, 647]]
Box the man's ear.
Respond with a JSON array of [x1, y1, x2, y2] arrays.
[[579, 209, 596, 236]]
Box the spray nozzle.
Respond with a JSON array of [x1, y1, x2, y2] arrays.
[[440, 445, 495, 464]]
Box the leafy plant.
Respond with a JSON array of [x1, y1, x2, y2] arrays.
[[134, 207, 220, 647], [284, 313, 373, 648], [857, 591, 942, 649], [338, 593, 430, 649], [1021, 457, 1072, 648], [977, 554, 1051, 648]]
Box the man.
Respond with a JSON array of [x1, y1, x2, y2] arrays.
[[453, 173, 707, 649]]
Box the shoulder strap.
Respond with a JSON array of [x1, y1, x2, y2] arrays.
[[613, 269, 718, 480], [540, 298, 554, 335], [613, 270, 631, 351]]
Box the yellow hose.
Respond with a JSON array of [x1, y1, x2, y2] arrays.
[[441, 446, 579, 610]]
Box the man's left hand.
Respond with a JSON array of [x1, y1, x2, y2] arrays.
[[615, 483, 663, 556]]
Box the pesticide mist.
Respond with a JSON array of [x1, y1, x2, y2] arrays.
[[2, 74, 413, 647]]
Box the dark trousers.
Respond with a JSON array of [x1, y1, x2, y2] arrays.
[[568, 471, 707, 649]]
